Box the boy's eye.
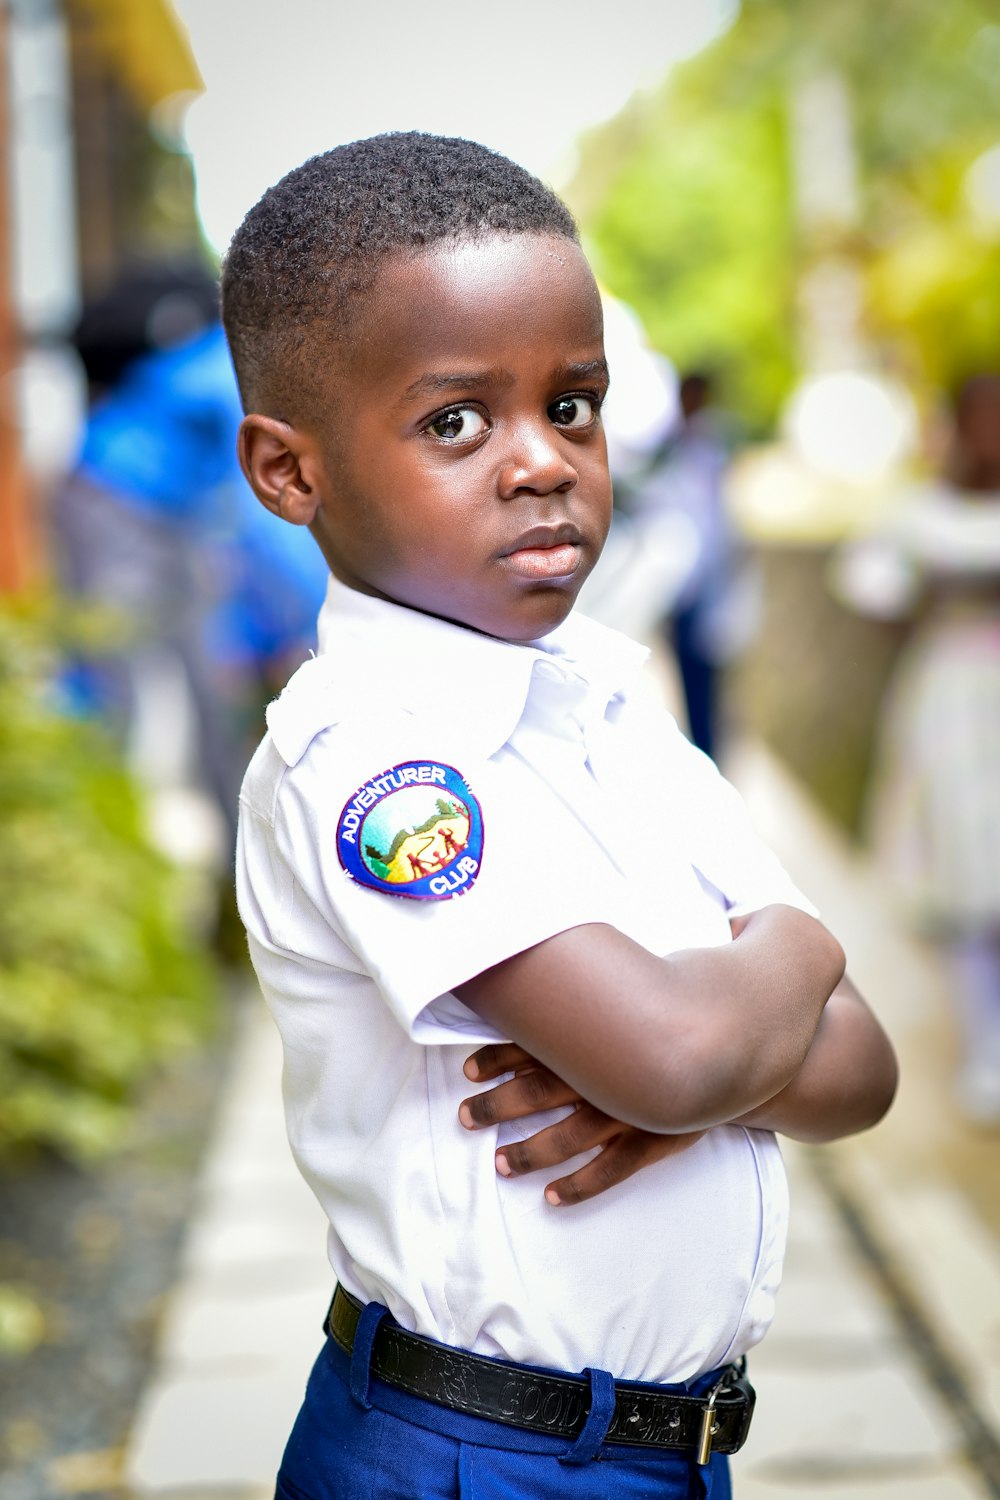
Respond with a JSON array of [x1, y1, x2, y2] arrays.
[[549, 395, 598, 429], [427, 406, 488, 442]]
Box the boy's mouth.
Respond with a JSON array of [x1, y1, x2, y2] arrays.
[[501, 525, 584, 581]]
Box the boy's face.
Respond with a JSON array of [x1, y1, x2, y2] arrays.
[[293, 233, 612, 642]]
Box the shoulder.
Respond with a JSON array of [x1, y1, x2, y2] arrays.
[[243, 653, 492, 902], [263, 647, 494, 775]]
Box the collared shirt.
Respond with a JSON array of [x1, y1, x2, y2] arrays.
[[237, 576, 817, 1384]]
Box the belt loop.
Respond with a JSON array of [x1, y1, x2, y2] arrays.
[[558, 1367, 616, 1465], [349, 1299, 390, 1411]]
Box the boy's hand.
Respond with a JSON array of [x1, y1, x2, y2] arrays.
[[459, 1043, 704, 1206]]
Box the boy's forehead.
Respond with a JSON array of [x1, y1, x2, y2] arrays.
[[347, 234, 604, 384]]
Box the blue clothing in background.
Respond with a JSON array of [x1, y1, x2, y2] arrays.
[[77, 323, 328, 667], [55, 324, 329, 839]]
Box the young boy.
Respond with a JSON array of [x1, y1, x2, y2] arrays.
[[224, 133, 896, 1499]]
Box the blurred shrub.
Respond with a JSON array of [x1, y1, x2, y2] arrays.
[[0, 600, 217, 1162], [0, 1284, 45, 1356]]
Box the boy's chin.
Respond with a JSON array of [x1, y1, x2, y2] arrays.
[[467, 596, 580, 644], [363, 577, 585, 643]]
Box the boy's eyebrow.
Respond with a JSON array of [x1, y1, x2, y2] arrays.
[[400, 368, 516, 404], [559, 358, 611, 385], [399, 358, 610, 406]]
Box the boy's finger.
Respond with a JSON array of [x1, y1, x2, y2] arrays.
[[544, 1131, 707, 1207], [493, 1106, 615, 1175], [463, 1042, 535, 1081], [458, 1068, 578, 1128]]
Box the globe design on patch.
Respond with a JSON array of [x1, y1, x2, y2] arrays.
[[359, 785, 471, 885]]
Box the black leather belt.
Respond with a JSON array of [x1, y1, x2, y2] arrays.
[[327, 1285, 755, 1460]]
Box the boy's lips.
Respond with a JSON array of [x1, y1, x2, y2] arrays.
[[500, 525, 586, 581]]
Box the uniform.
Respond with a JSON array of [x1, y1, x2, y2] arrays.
[[236, 576, 818, 1497]]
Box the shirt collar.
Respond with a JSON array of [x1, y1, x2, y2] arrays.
[[268, 574, 648, 765]]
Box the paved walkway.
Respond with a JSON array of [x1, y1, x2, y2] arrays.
[[123, 745, 1000, 1500]]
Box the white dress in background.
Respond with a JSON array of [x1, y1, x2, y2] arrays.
[[837, 482, 1000, 933]]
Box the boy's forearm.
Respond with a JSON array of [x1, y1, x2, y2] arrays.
[[732, 976, 898, 1142], [456, 905, 844, 1133], [646, 906, 845, 1129], [459, 970, 895, 1204]]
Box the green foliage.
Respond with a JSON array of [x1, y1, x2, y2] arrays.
[[0, 600, 217, 1162], [867, 158, 1000, 394], [579, 83, 796, 432], [570, 0, 1000, 428]]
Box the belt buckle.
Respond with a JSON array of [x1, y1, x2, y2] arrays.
[[697, 1358, 748, 1465]]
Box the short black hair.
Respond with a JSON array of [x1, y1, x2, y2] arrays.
[[221, 132, 579, 422]]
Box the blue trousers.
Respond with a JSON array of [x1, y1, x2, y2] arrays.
[[275, 1304, 733, 1499]]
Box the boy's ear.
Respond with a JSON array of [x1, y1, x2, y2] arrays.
[[238, 414, 320, 526]]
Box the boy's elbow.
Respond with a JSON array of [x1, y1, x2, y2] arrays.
[[759, 906, 847, 1003], [799, 1032, 899, 1144], [833, 987, 900, 1137], [828, 933, 848, 995], [796, 911, 847, 1001], [861, 1034, 900, 1131]]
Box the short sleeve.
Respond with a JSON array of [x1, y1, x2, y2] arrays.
[[270, 726, 613, 1045], [648, 708, 819, 921]]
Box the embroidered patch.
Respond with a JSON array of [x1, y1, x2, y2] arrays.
[[337, 761, 483, 900]]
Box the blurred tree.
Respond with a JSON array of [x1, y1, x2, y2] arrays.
[[576, 85, 795, 432], [867, 153, 1000, 396], [569, 0, 1000, 429]]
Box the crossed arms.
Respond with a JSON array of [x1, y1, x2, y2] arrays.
[[454, 905, 897, 1205]]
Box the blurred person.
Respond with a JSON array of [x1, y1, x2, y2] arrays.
[[835, 374, 1000, 1124], [51, 265, 328, 857], [70, 259, 220, 400], [628, 372, 759, 762], [574, 302, 696, 647]]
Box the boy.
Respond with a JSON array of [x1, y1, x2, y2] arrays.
[[225, 133, 896, 1498]]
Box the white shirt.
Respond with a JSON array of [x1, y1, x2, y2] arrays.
[[237, 576, 817, 1383]]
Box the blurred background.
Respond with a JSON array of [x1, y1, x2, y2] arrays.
[[1, 0, 999, 1495]]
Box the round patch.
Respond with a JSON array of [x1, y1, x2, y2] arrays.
[[337, 761, 484, 900]]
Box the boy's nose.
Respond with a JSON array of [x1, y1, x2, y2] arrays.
[[497, 425, 578, 498]]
